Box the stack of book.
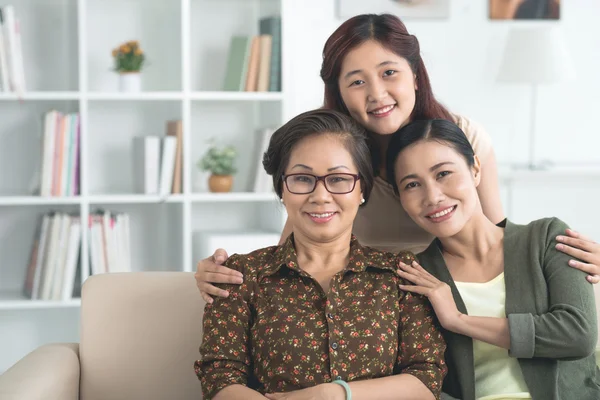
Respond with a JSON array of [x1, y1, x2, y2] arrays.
[[132, 120, 183, 195], [23, 209, 133, 301], [23, 212, 82, 301], [88, 209, 131, 276], [39, 110, 81, 197], [222, 16, 281, 92], [0, 5, 26, 94]]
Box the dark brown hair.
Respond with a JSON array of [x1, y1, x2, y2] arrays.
[[263, 109, 374, 203], [385, 119, 476, 195], [320, 13, 453, 123]]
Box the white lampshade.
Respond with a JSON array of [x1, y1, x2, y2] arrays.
[[497, 26, 575, 84]]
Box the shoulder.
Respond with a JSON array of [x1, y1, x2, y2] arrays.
[[451, 113, 493, 157], [507, 217, 569, 243], [452, 113, 484, 135], [225, 245, 280, 278], [358, 242, 400, 265], [353, 241, 416, 273]]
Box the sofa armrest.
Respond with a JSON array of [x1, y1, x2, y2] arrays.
[[0, 343, 80, 400]]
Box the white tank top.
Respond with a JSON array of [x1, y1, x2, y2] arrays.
[[455, 273, 532, 400]]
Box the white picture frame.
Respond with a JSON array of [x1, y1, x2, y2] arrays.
[[336, 0, 450, 20]]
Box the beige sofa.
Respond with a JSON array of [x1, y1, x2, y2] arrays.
[[0, 272, 205, 400], [1, 272, 599, 400]]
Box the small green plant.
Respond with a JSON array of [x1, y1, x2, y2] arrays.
[[198, 144, 237, 175], [112, 40, 146, 72]]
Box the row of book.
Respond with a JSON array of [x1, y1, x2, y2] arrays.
[[89, 209, 131, 276], [23, 210, 132, 301], [0, 5, 25, 93], [223, 16, 281, 92], [39, 110, 81, 197], [24, 212, 81, 301], [132, 120, 183, 195], [35, 113, 270, 196]]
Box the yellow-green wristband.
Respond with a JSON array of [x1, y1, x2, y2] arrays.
[[332, 379, 352, 400]]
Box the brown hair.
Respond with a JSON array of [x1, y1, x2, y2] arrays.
[[320, 13, 453, 123], [386, 119, 476, 195], [262, 109, 374, 203]]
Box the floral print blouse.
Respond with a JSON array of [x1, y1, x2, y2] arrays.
[[195, 234, 447, 399]]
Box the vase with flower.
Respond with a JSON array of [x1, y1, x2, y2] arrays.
[[112, 40, 146, 92], [198, 143, 237, 193]]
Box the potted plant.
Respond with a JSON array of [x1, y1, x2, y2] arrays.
[[112, 40, 146, 92], [198, 144, 237, 193]]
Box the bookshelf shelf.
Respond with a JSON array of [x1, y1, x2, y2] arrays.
[[189, 192, 278, 202], [0, 92, 81, 101], [87, 92, 184, 101], [87, 194, 186, 204], [0, 92, 284, 102], [0, 196, 82, 206], [190, 91, 284, 101], [0, 291, 81, 310]]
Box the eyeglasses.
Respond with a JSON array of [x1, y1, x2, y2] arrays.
[[282, 173, 361, 195]]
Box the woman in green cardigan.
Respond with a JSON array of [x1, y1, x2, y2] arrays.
[[386, 119, 600, 400]]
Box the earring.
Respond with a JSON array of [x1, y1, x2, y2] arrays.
[[280, 198, 284, 204], [360, 198, 365, 204]]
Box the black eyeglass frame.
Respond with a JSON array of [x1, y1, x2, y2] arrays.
[[281, 173, 361, 195]]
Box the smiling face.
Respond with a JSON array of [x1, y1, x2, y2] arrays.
[[338, 40, 417, 135], [282, 134, 363, 243], [394, 140, 481, 238]]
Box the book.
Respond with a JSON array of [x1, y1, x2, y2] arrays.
[[166, 120, 183, 194], [158, 136, 177, 196], [253, 127, 275, 193], [256, 35, 272, 92], [222, 35, 252, 91], [132, 136, 160, 194], [259, 16, 281, 92]]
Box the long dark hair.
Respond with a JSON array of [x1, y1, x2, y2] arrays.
[[320, 13, 453, 123], [385, 119, 475, 195]]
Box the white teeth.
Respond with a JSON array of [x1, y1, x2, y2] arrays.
[[371, 105, 394, 115], [429, 206, 454, 219], [309, 212, 334, 218]]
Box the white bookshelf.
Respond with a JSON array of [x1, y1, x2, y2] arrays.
[[0, 0, 288, 371]]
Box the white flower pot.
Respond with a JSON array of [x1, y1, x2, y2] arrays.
[[119, 72, 142, 92]]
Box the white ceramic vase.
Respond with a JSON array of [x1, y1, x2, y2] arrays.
[[119, 72, 142, 92]]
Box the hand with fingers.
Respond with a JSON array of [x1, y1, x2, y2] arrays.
[[195, 248, 244, 303], [396, 260, 462, 331], [556, 229, 600, 284]]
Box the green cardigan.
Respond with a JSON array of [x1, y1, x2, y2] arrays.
[[417, 217, 600, 400]]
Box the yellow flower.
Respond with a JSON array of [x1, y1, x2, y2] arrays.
[[134, 48, 143, 56], [112, 48, 118, 57], [122, 45, 131, 54]]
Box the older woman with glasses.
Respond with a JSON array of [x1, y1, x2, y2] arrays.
[[194, 109, 447, 400]]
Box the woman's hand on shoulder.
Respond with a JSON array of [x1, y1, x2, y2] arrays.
[[555, 228, 600, 284], [396, 259, 462, 331], [195, 248, 244, 303]]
